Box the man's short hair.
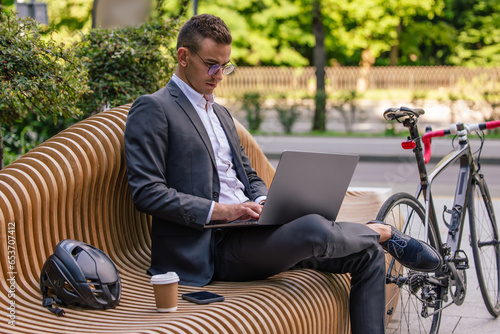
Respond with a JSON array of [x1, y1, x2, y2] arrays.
[[177, 14, 232, 51]]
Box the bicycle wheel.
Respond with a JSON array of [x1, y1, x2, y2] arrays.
[[377, 192, 444, 334], [468, 175, 500, 317]]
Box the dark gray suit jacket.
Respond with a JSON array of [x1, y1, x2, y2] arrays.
[[124, 80, 268, 286]]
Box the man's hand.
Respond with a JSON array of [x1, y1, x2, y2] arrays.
[[211, 202, 263, 223], [366, 220, 393, 243]]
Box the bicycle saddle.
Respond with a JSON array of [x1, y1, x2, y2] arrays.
[[383, 106, 425, 121]]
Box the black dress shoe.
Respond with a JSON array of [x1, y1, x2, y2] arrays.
[[368, 220, 443, 272]]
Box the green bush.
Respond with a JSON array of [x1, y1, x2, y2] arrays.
[[76, 17, 179, 115], [243, 92, 264, 132], [332, 90, 363, 134], [0, 10, 90, 168], [1, 112, 76, 165], [275, 97, 299, 134], [0, 11, 89, 124]]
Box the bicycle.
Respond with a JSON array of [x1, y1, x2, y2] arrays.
[[377, 106, 500, 333]]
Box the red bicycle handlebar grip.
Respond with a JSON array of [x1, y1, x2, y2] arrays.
[[422, 130, 446, 164], [486, 120, 500, 130]]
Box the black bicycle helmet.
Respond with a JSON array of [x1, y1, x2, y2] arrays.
[[40, 239, 121, 316]]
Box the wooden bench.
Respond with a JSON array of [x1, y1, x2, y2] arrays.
[[0, 104, 391, 334]]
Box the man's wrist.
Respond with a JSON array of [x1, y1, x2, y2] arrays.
[[206, 201, 215, 224], [255, 196, 267, 205]]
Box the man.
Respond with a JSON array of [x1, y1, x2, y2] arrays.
[[124, 14, 441, 333]]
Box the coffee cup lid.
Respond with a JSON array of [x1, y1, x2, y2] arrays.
[[150, 272, 179, 285]]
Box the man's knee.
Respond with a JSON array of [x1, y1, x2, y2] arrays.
[[286, 215, 383, 259], [287, 214, 336, 256]]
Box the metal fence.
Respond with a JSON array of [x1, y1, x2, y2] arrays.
[[216, 66, 500, 97]]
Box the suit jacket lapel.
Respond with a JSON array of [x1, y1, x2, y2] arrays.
[[166, 81, 217, 169]]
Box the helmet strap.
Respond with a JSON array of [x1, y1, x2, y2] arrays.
[[43, 297, 66, 317]]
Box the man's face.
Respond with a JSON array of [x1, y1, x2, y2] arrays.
[[180, 38, 231, 96]]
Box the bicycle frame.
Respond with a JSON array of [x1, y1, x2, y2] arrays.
[[404, 118, 476, 259], [417, 141, 474, 255]]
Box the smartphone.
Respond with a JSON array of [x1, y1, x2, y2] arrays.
[[182, 291, 224, 305]]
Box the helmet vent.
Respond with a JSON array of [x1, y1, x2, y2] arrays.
[[71, 246, 84, 257], [87, 279, 103, 297], [64, 281, 76, 293]]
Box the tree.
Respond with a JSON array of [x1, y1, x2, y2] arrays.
[[9, 0, 500, 68], [0, 0, 15, 14], [322, 0, 444, 86], [312, 0, 326, 131], [43, 0, 94, 44], [447, 0, 500, 67], [156, 0, 312, 67], [145, 0, 500, 68], [0, 11, 90, 168]]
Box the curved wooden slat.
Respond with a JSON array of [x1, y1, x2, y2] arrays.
[[0, 104, 390, 334]]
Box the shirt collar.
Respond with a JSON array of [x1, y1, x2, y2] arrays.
[[171, 74, 215, 108]]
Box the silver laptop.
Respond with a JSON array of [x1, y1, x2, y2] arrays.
[[205, 151, 359, 228]]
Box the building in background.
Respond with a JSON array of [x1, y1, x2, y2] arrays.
[[92, 0, 151, 29], [15, 0, 48, 24]]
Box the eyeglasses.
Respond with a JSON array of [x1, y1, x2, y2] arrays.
[[184, 45, 235, 76]]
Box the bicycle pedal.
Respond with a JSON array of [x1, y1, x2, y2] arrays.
[[453, 250, 469, 270]]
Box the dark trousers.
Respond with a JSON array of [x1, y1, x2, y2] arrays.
[[214, 214, 386, 334]]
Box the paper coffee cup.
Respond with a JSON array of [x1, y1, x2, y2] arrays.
[[150, 272, 179, 312]]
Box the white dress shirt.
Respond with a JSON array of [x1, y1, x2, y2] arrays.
[[172, 75, 262, 222]]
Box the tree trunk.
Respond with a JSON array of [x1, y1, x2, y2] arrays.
[[312, 0, 326, 132], [390, 21, 402, 66], [389, 45, 398, 66]]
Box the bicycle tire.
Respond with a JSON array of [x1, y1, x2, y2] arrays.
[[468, 175, 500, 317], [377, 192, 444, 334]]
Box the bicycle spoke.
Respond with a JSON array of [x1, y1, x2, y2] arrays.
[[469, 178, 500, 316], [378, 193, 444, 333]]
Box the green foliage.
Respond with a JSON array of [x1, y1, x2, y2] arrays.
[[323, 0, 445, 66], [455, 75, 500, 122], [160, 0, 313, 66], [7, 0, 498, 69], [19, 0, 498, 68], [447, 0, 500, 67], [243, 92, 264, 132], [411, 91, 428, 107], [1, 112, 75, 165], [331, 90, 364, 133], [275, 97, 300, 133], [0, 0, 15, 12], [0, 11, 90, 124], [76, 17, 179, 115], [45, 0, 93, 44], [0, 10, 90, 167]]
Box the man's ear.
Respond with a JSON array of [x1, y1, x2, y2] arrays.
[[177, 47, 189, 67]]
